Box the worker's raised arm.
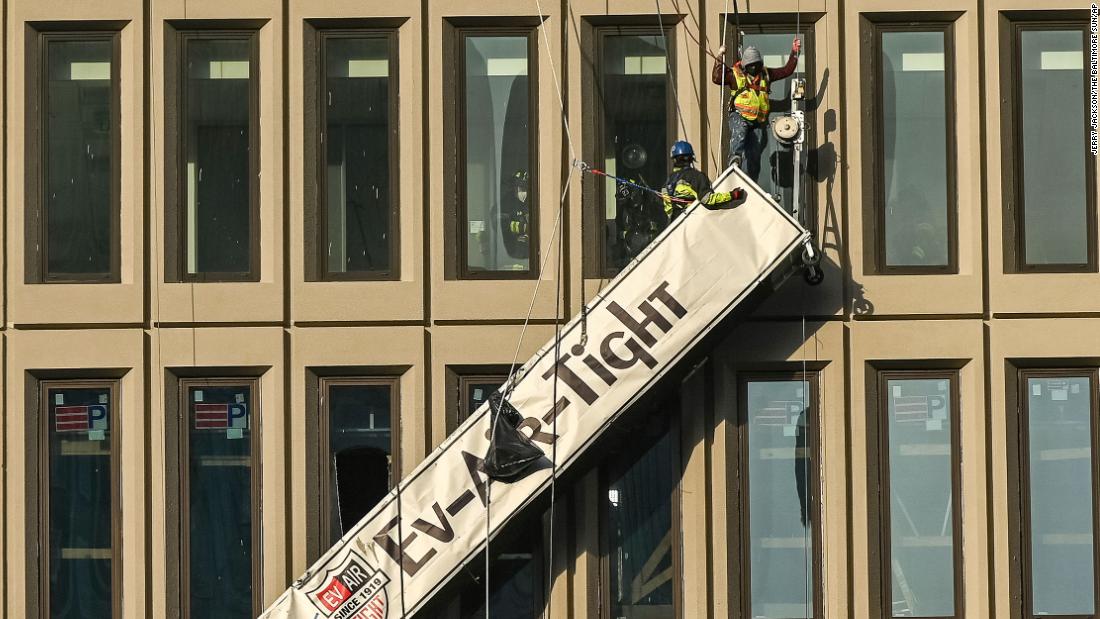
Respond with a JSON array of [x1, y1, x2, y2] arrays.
[[768, 38, 802, 81], [712, 46, 735, 86]]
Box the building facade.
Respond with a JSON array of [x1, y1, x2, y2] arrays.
[[2, 0, 1098, 618]]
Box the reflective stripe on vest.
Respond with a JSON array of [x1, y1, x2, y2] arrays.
[[730, 66, 770, 122]]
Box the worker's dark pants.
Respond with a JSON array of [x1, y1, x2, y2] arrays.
[[727, 113, 769, 182]]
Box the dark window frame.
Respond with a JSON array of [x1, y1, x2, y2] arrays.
[[1011, 367, 1100, 619], [172, 376, 262, 618], [449, 369, 509, 432], [304, 24, 401, 281], [1002, 18, 1097, 273], [734, 371, 824, 619], [316, 375, 401, 546], [582, 23, 677, 279], [868, 368, 964, 619], [598, 410, 683, 619], [164, 22, 262, 283], [29, 378, 122, 619], [451, 25, 540, 281], [24, 26, 122, 284], [861, 17, 959, 275]]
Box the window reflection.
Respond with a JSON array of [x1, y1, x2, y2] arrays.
[[463, 35, 533, 274], [187, 384, 253, 619], [323, 36, 395, 277], [48, 385, 113, 618], [607, 426, 675, 617], [326, 382, 394, 545], [885, 377, 956, 617], [460, 377, 506, 426], [1026, 375, 1096, 615], [183, 37, 254, 277], [879, 30, 951, 268], [1018, 29, 1090, 267], [597, 32, 670, 272], [44, 39, 114, 279], [746, 379, 814, 618]]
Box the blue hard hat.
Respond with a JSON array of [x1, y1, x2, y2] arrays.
[[670, 140, 695, 160]]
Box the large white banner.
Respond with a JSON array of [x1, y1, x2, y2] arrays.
[[260, 165, 808, 619]]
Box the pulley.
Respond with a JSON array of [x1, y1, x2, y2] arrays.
[[771, 115, 800, 143]]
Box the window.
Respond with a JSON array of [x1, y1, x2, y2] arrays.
[[601, 415, 680, 618], [319, 377, 399, 546], [872, 371, 961, 618], [310, 29, 399, 280], [456, 29, 538, 278], [1017, 370, 1099, 617], [178, 379, 259, 618], [26, 29, 120, 283], [457, 373, 507, 428], [35, 380, 119, 618], [737, 373, 821, 618], [865, 21, 957, 273], [166, 27, 259, 282], [591, 27, 672, 275], [722, 24, 814, 214], [455, 516, 544, 619], [1006, 22, 1096, 271]]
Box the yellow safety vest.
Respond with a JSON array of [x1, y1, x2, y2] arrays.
[[730, 65, 770, 123]]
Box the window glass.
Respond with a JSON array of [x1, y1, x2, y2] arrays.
[[47, 385, 113, 618], [1026, 375, 1095, 615], [187, 384, 253, 618], [607, 428, 675, 616], [463, 35, 533, 274], [597, 32, 670, 271], [326, 382, 394, 545], [1019, 29, 1089, 266], [323, 36, 395, 277], [885, 377, 955, 617], [746, 379, 814, 617], [184, 38, 253, 277], [461, 377, 506, 425], [880, 30, 951, 268], [459, 530, 541, 619], [44, 39, 114, 279]]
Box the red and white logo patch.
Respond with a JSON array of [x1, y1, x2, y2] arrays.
[[304, 550, 389, 619]]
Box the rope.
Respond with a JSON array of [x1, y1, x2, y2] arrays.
[[577, 162, 693, 205], [652, 0, 690, 141]]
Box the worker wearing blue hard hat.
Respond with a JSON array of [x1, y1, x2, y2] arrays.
[[661, 141, 745, 222]]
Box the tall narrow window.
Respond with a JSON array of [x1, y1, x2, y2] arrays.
[[320, 378, 399, 545], [593, 28, 671, 274], [29, 31, 120, 282], [875, 371, 961, 617], [170, 30, 259, 281], [180, 379, 258, 618], [317, 32, 398, 280], [868, 23, 956, 273], [457, 30, 537, 278], [723, 24, 813, 213], [1019, 371, 1099, 616], [602, 417, 680, 618], [37, 381, 119, 618], [1009, 23, 1095, 271], [740, 374, 820, 618]]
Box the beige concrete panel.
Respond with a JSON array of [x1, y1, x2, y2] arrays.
[[287, 325, 425, 575], [148, 1, 285, 324], [288, 1, 425, 323], [983, 0, 1100, 315], [427, 0, 568, 322], [713, 318, 847, 618], [986, 317, 1100, 618], [6, 6, 145, 326], [3, 329, 144, 618], [679, 362, 710, 619], [848, 319, 988, 618], [427, 322, 556, 448], [0, 333, 7, 616], [153, 325, 287, 609], [842, 1, 984, 317]]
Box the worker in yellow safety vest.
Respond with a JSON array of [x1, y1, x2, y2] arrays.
[[661, 141, 745, 222], [712, 39, 801, 181]]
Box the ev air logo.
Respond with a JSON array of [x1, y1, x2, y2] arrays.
[[305, 550, 390, 619]]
